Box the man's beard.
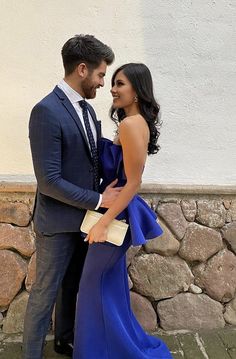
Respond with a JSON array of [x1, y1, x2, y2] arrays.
[[81, 78, 98, 99]]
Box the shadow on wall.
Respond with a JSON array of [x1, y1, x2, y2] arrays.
[[140, 0, 236, 185]]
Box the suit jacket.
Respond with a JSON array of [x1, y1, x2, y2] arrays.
[[29, 86, 101, 234]]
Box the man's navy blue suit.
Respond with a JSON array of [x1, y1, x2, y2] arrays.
[[31, 86, 101, 232], [23, 86, 101, 358]]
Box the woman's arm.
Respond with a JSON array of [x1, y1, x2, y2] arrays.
[[86, 115, 149, 244]]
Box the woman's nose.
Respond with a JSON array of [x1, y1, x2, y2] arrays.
[[110, 86, 116, 94]]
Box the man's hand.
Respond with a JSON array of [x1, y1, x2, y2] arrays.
[[100, 179, 123, 208]]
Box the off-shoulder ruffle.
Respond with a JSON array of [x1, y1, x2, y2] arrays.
[[98, 138, 163, 246]]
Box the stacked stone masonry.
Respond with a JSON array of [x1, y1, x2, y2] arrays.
[[0, 183, 236, 334]]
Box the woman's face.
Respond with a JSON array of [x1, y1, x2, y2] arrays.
[[110, 70, 136, 109]]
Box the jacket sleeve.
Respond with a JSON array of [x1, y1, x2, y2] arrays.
[[29, 103, 100, 209]]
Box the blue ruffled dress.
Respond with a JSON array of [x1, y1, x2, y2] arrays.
[[73, 138, 172, 359]]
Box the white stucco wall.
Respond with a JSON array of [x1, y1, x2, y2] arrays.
[[0, 0, 235, 185]]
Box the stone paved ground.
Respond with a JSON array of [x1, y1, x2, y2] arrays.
[[0, 327, 236, 358], [156, 327, 236, 358]]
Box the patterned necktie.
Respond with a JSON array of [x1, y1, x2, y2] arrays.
[[79, 100, 99, 191]]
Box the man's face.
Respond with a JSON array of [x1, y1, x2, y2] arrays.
[[81, 61, 107, 99]]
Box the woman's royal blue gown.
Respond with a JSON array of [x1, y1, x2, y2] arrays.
[[73, 138, 173, 359]]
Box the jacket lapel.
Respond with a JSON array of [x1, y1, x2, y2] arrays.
[[53, 86, 101, 150], [53, 86, 91, 152]]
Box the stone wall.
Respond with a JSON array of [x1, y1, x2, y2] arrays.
[[0, 182, 236, 334]]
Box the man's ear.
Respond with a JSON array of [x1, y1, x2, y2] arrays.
[[77, 63, 88, 78]]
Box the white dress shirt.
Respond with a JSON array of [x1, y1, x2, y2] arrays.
[[58, 80, 102, 209]]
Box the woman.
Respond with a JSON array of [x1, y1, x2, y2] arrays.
[[73, 63, 172, 358]]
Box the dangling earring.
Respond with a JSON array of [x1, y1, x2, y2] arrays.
[[134, 96, 138, 103]]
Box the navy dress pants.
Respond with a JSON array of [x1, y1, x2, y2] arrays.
[[22, 231, 87, 359]]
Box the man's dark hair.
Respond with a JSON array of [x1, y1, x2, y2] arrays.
[[61, 34, 115, 76]]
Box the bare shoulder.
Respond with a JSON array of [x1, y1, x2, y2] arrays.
[[120, 114, 146, 127], [119, 114, 149, 135], [119, 114, 149, 146], [119, 114, 147, 131]]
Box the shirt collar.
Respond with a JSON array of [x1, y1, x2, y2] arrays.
[[57, 79, 84, 104]]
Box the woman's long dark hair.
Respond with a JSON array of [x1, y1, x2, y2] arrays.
[[110, 63, 161, 155]]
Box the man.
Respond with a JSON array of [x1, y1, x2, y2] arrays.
[[23, 34, 120, 359]]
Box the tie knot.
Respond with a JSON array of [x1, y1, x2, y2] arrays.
[[79, 100, 87, 110]]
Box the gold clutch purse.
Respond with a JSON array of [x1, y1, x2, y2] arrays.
[[80, 210, 129, 246]]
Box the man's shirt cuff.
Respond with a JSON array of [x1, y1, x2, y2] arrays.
[[95, 194, 102, 210]]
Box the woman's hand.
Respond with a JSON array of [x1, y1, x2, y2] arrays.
[[85, 222, 108, 245]]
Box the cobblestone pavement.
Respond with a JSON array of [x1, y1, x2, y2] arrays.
[[0, 327, 236, 358]]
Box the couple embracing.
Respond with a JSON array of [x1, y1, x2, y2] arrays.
[[23, 34, 172, 359]]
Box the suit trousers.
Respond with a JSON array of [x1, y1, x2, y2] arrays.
[[22, 231, 88, 359]]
